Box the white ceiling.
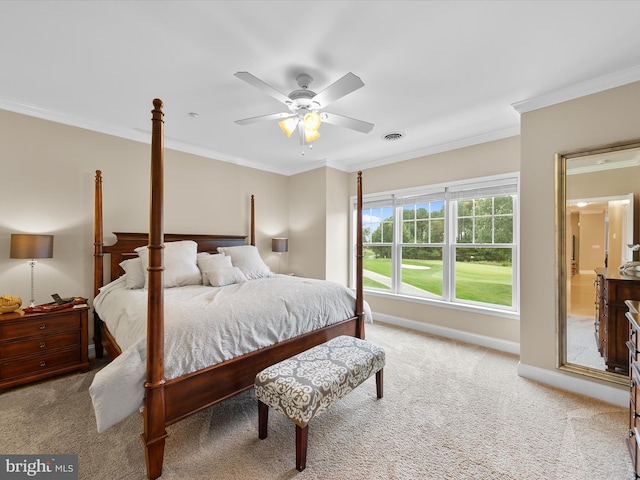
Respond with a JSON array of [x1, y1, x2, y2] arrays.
[[2, 1, 640, 176]]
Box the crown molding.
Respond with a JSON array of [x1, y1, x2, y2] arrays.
[[0, 96, 521, 177], [512, 64, 640, 114], [348, 125, 521, 173]]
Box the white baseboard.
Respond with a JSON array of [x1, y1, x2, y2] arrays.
[[373, 311, 627, 407], [517, 362, 627, 407], [373, 312, 520, 355]]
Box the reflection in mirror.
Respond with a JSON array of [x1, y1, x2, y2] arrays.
[[556, 140, 640, 384]]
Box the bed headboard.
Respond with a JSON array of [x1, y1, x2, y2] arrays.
[[102, 232, 247, 283]]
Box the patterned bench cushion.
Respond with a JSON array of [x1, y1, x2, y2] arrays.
[[254, 335, 386, 427]]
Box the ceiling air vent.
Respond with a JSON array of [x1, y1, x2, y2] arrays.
[[382, 131, 405, 141]]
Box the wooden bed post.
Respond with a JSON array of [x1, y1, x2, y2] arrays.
[[94, 170, 104, 298], [250, 194, 255, 246], [141, 98, 168, 480], [356, 171, 365, 339], [93, 170, 104, 358]]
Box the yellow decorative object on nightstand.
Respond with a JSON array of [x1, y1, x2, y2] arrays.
[[0, 295, 22, 314]]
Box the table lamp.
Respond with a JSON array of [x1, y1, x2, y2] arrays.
[[10, 234, 54, 307], [272, 238, 288, 274]]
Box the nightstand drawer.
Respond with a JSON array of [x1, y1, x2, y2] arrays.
[[0, 313, 79, 340], [0, 331, 80, 359], [0, 348, 80, 380]]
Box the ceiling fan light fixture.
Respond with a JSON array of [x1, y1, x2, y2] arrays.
[[235, 71, 373, 148], [278, 117, 299, 137], [304, 128, 320, 143], [303, 111, 321, 131]]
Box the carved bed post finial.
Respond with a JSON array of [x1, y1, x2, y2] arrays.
[[94, 170, 104, 298]]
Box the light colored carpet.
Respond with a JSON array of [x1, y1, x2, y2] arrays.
[[0, 322, 633, 479]]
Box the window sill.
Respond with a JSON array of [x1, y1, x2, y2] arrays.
[[362, 288, 520, 321]]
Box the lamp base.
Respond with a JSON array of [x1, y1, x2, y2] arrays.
[[29, 259, 36, 308]]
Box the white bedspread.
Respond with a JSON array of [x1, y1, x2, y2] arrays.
[[89, 275, 371, 432]]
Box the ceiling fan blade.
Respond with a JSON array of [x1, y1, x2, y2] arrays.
[[322, 112, 374, 134], [235, 112, 295, 125], [234, 72, 291, 105], [312, 73, 364, 108]]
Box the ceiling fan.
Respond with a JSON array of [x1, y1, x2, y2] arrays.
[[234, 71, 374, 147]]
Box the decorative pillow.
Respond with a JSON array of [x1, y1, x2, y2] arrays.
[[119, 258, 145, 289], [217, 245, 273, 280], [196, 252, 233, 286], [206, 267, 248, 287], [135, 240, 201, 288]]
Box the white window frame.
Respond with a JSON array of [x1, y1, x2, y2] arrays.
[[350, 172, 520, 319]]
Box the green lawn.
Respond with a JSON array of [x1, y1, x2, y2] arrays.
[[363, 257, 512, 306], [454, 261, 512, 305]]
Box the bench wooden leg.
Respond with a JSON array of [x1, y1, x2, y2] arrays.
[[258, 400, 269, 439], [376, 368, 384, 398], [295, 424, 308, 472]]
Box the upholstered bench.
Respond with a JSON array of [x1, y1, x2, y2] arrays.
[[254, 335, 385, 471]]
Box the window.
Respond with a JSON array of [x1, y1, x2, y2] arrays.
[[361, 200, 394, 291], [353, 174, 519, 313]]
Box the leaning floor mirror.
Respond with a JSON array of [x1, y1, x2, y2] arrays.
[[556, 139, 640, 384]]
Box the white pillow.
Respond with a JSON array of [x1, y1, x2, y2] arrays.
[[135, 240, 201, 288], [217, 245, 273, 280], [196, 252, 233, 286], [206, 267, 247, 287], [119, 258, 145, 289]]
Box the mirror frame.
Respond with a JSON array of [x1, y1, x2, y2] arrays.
[[556, 138, 640, 385]]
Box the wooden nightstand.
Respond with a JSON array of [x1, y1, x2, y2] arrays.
[[0, 305, 90, 390]]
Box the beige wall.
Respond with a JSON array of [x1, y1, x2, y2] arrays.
[[568, 164, 640, 200], [520, 81, 640, 383], [578, 212, 606, 271], [350, 136, 521, 343], [608, 200, 626, 268], [286, 167, 351, 282], [288, 168, 326, 279], [325, 167, 350, 283], [0, 109, 289, 342]]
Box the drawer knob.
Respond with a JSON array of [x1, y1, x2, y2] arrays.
[[39, 360, 46, 367], [39, 342, 46, 348], [39, 323, 46, 330], [632, 380, 636, 388]]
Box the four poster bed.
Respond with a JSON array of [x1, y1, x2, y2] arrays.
[[89, 99, 367, 479]]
